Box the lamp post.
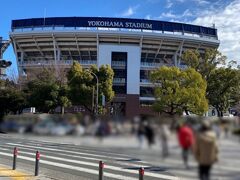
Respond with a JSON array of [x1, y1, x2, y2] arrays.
[[86, 70, 99, 115]]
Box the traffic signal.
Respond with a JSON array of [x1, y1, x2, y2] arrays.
[[0, 59, 12, 68]]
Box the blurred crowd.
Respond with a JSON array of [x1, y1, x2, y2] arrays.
[[132, 116, 240, 180], [1, 114, 240, 180]]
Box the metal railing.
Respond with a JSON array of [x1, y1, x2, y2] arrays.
[[12, 26, 218, 40], [113, 78, 126, 83], [140, 79, 151, 83], [111, 61, 126, 66], [141, 62, 174, 68], [19, 60, 97, 66], [140, 62, 188, 69]]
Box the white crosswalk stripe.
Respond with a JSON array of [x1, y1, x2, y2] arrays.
[[0, 147, 178, 180], [0, 135, 240, 180], [0, 140, 179, 180]]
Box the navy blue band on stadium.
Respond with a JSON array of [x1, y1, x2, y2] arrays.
[[11, 17, 217, 38]]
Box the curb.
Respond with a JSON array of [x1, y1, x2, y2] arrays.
[[0, 165, 34, 180]]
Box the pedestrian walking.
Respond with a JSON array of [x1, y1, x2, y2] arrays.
[[194, 121, 218, 180], [159, 124, 171, 158], [177, 122, 194, 169], [144, 121, 155, 148], [96, 119, 105, 141], [137, 122, 145, 149], [212, 123, 221, 139], [223, 124, 229, 138]]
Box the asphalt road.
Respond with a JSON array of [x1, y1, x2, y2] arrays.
[[0, 134, 239, 180], [0, 134, 179, 180]]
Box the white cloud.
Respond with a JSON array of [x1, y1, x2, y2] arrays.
[[194, 0, 210, 5], [146, 0, 161, 3], [159, 9, 193, 19], [120, 6, 139, 17], [145, 14, 151, 20], [166, 0, 173, 8], [192, 0, 240, 63], [121, 7, 134, 17], [182, 9, 193, 17], [176, 0, 185, 2], [159, 11, 177, 19]]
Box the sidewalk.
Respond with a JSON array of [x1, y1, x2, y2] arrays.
[[1, 133, 239, 180], [7, 132, 239, 150], [0, 164, 53, 180], [7, 133, 175, 150], [0, 165, 32, 180]]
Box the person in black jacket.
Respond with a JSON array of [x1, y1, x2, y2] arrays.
[[144, 121, 155, 148]]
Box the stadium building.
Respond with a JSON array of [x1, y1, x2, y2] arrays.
[[10, 17, 220, 118]]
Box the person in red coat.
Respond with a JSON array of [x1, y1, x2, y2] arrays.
[[177, 123, 195, 169]]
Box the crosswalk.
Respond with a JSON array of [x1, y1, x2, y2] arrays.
[[114, 137, 240, 180], [0, 135, 179, 180], [0, 134, 239, 180]]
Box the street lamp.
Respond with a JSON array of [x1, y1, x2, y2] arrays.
[[86, 69, 99, 115]]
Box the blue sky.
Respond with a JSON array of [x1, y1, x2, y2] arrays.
[[1, 0, 239, 76]]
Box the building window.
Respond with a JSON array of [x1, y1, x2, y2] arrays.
[[140, 101, 154, 107], [140, 87, 154, 97], [113, 69, 127, 78], [112, 52, 127, 94], [113, 85, 126, 94], [140, 70, 151, 79], [112, 52, 127, 62]]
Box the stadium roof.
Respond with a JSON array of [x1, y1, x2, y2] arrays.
[[11, 17, 218, 38]]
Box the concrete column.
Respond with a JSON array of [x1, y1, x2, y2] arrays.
[[174, 54, 177, 67], [126, 95, 140, 119], [53, 38, 57, 63], [19, 51, 24, 75], [20, 51, 24, 63], [57, 49, 61, 61], [178, 41, 184, 67], [96, 34, 99, 68]]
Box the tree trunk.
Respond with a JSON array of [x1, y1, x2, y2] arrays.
[[84, 105, 94, 115], [217, 109, 221, 117], [61, 106, 65, 115], [0, 112, 4, 123]]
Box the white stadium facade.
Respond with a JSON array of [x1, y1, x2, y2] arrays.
[[10, 17, 220, 118]]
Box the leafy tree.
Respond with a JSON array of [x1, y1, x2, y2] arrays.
[[67, 62, 94, 112], [91, 64, 114, 102], [26, 68, 71, 113], [67, 61, 114, 114], [0, 79, 26, 122], [150, 66, 208, 115], [207, 67, 240, 116], [181, 49, 226, 81], [182, 49, 240, 116], [58, 85, 71, 114]]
